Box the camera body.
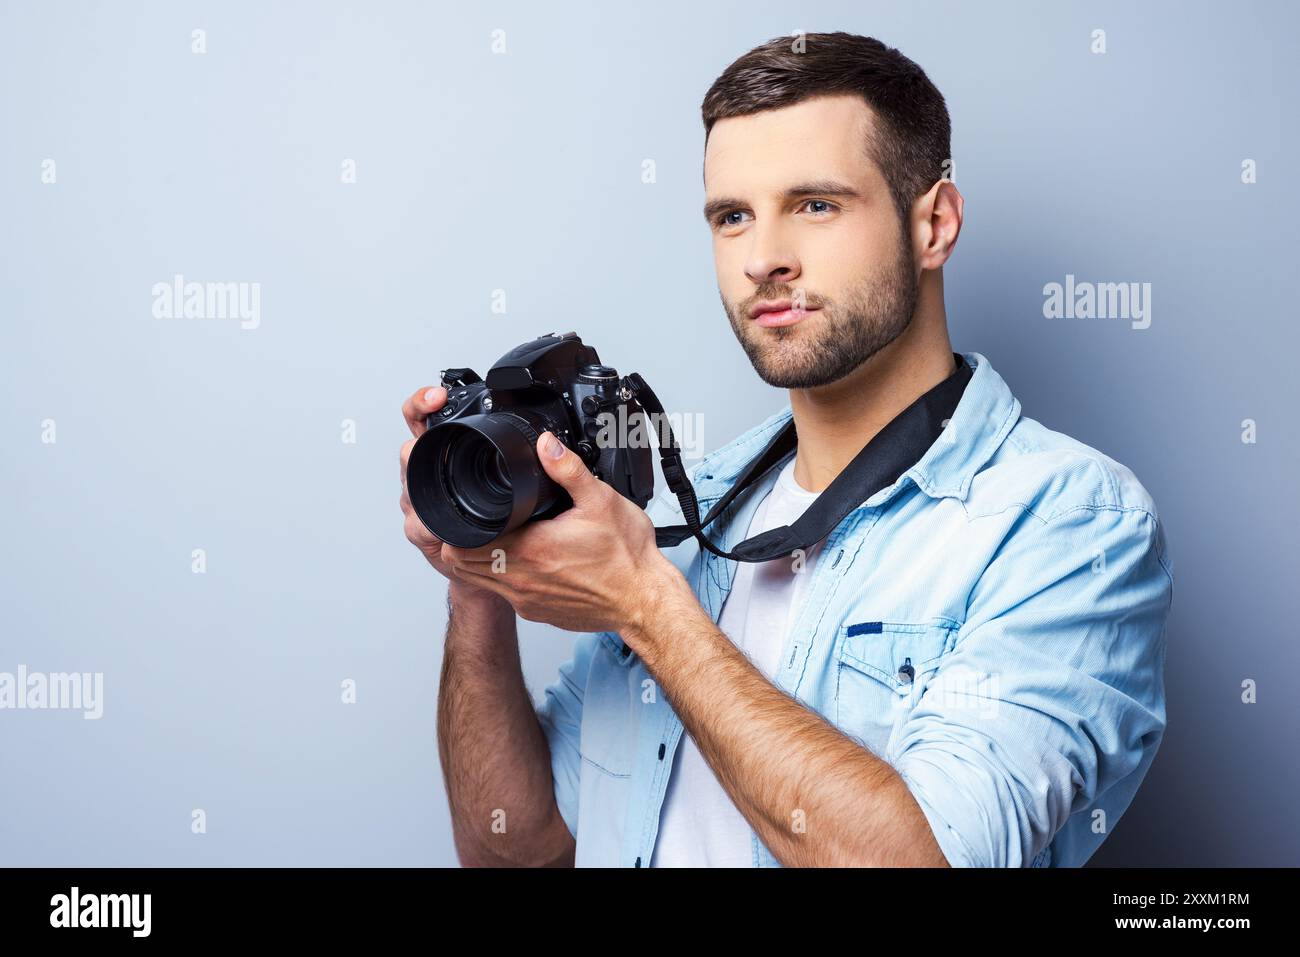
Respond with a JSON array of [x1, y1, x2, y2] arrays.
[[406, 332, 655, 547]]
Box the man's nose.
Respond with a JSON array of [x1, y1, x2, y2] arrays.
[[743, 225, 801, 286]]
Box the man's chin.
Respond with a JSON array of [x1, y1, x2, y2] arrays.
[[747, 352, 834, 390], [745, 335, 882, 390]]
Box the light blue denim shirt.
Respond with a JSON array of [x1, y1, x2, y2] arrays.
[[536, 351, 1173, 867]]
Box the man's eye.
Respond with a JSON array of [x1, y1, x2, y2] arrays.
[[717, 210, 750, 228], [801, 199, 838, 215]]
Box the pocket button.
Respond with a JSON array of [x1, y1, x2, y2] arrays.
[[833, 621, 956, 755]]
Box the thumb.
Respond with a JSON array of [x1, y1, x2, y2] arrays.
[[537, 432, 602, 508]]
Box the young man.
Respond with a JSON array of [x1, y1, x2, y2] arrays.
[[399, 32, 1172, 867]]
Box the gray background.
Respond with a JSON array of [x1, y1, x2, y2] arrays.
[[1, 0, 1295, 866]]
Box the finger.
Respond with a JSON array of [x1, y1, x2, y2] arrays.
[[441, 540, 506, 565], [404, 511, 437, 548], [440, 524, 529, 564], [402, 386, 448, 438], [448, 559, 506, 580], [535, 431, 605, 509], [399, 488, 411, 515], [400, 438, 416, 487], [451, 565, 516, 602]]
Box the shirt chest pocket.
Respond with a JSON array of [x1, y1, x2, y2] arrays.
[[832, 620, 958, 758]]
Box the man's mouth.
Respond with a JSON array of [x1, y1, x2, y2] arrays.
[[749, 299, 821, 328]]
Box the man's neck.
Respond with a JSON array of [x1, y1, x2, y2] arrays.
[[788, 304, 955, 494]]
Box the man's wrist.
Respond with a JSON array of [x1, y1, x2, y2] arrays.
[[447, 579, 514, 621], [619, 557, 705, 666]]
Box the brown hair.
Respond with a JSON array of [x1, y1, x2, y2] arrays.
[[701, 32, 951, 225]]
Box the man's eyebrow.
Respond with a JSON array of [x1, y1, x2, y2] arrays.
[[702, 180, 862, 221]]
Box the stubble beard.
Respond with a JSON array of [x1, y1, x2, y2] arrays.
[[725, 232, 919, 390]]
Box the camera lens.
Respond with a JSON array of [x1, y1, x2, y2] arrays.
[[444, 431, 512, 527], [406, 411, 562, 547]]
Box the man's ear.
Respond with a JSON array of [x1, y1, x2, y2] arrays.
[[911, 179, 965, 271]]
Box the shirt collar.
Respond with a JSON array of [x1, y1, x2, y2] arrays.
[[685, 351, 1020, 508]]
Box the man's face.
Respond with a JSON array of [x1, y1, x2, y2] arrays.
[[703, 94, 918, 389]]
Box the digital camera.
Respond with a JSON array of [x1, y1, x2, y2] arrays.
[[405, 332, 656, 547]]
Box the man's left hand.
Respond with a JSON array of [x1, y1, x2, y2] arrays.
[[441, 431, 683, 635]]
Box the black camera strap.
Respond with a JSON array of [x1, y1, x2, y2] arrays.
[[625, 353, 972, 563]]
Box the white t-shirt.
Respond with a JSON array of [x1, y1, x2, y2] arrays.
[[650, 456, 823, 867]]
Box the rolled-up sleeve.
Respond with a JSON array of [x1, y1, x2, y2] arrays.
[[535, 631, 602, 839], [891, 504, 1173, 867]]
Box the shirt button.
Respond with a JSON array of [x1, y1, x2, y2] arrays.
[[898, 657, 915, 683]]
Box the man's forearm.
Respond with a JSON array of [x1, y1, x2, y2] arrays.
[[625, 567, 949, 867], [436, 583, 574, 867]]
